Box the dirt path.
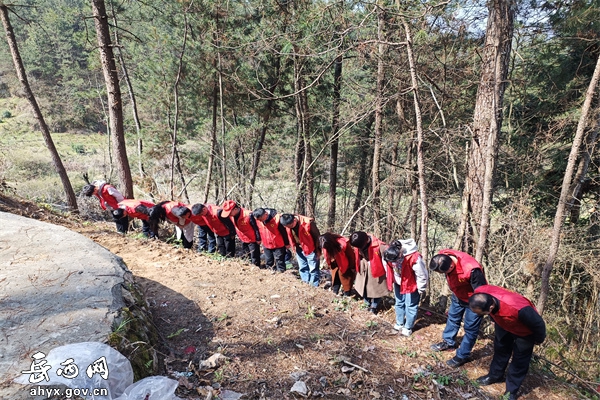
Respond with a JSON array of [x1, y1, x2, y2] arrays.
[[0, 195, 585, 399]]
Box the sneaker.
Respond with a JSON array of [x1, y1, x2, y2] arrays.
[[476, 374, 504, 386], [446, 355, 468, 367], [401, 327, 412, 337], [393, 324, 403, 331], [430, 341, 456, 352], [504, 391, 518, 400]]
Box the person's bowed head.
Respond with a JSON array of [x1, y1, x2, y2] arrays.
[[383, 242, 404, 270], [429, 254, 455, 274]]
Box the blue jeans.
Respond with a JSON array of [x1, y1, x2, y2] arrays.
[[197, 225, 216, 253], [442, 294, 483, 359], [393, 284, 420, 330], [296, 249, 320, 287]]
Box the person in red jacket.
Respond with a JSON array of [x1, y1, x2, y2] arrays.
[[149, 201, 194, 249], [221, 200, 261, 266], [190, 203, 236, 257], [469, 285, 546, 400], [429, 249, 487, 367], [117, 199, 157, 238], [349, 231, 388, 314], [319, 232, 356, 297], [281, 213, 321, 287], [82, 180, 128, 233], [383, 239, 428, 337], [252, 207, 289, 272]]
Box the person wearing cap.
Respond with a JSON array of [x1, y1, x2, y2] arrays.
[[221, 200, 261, 266], [319, 232, 357, 297], [190, 203, 236, 257], [117, 199, 158, 238], [280, 213, 321, 287], [348, 231, 388, 314], [149, 201, 194, 248], [81, 180, 129, 233], [252, 207, 290, 272], [383, 239, 428, 337], [429, 249, 487, 367], [469, 285, 546, 400]]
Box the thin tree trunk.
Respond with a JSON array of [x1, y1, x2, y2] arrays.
[[217, 41, 227, 197], [91, 0, 133, 198], [327, 54, 343, 231], [568, 123, 599, 223], [0, 5, 78, 211], [204, 72, 219, 203], [350, 118, 374, 232], [294, 56, 307, 215], [371, 4, 385, 237], [110, 5, 144, 178], [537, 53, 600, 314], [402, 18, 429, 262]]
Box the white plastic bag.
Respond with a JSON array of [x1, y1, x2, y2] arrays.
[[113, 376, 179, 400]]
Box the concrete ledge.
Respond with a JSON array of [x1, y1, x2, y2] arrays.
[[0, 212, 156, 399]]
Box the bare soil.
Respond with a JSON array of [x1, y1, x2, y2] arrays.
[[0, 193, 586, 400]]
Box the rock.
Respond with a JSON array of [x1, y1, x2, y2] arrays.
[[319, 376, 328, 387], [341, 365, 355, 373], [290, 381, 308, 396], [290, 370, 308, 380], [199, 353, 228, 370]]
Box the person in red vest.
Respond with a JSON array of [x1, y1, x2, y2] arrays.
[[280, 213, 321, 287], [82, 180, 128, 233], [383, 239, 428, 337], [149, 201, 194, 249], [469, 285, 546, 400], [429, 249, 488, 367], [190, 203, 236, 257], [117, 199, 157, 238], [220, 200, 261, 266], [319, 232, 356, 297], [252, 207, 290, 272], [186, 205, 216, 254], [348, 231, 388, 314]]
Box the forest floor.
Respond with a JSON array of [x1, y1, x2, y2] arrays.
[[0, 193, 589, 400]]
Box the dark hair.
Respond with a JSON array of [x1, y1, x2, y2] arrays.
[[469, 293, 495, 312], [319, 232, 343, 256], [171, 206, 191, 218], [280, 213, 295, 226], [191, 203, 205, 216], [112, 208, 125, 219], [349, 231, 370, 250], [383, 245, 402, 262], [149, 201, 169, 223], [252, 208, 266, 220], [81, 184, 95, 197], [429, 254, 453, 273], [134, 205, 150, 216]]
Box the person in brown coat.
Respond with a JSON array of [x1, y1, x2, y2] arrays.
[[349, 231, 389, 314], [319, 232, 357, 297]]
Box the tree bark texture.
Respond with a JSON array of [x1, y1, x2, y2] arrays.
[[460, 0, 514, 257], [371, 5, 385, 237], [537, 53, 600, 314], [0, 5, 78, 211], [204, 73, 219, 203], [327, 55, 343, 231], [91, 0, 133, 198]]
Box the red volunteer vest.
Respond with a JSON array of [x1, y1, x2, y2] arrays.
[[354, 236, 386, 278], [475, 285, 536, 337], [163, 201, 188, 224], [439, 249, 484, 302], [95, 183, 120, 210], [386, 251, 420, 293], [257, 214, 285, 249], [286, 216, 317, 255], [118, 199, 155, 220], [201, 204, 230, 237], [323, 237, 351, 274], [232, 208, 257, 243]]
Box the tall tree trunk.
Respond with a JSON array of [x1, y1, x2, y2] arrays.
[[537, 53, 600, 314], [91, 0, 133, 198], [459, 0, 514, 258], [327, 54, 343, 231], [204, 73, 219, 203], [293, 57, 308, 215], [568, 123, 599, 223], [350, 118, 374, 232], [371, 4, 385, 237], [110, 5, 144, 179], [0, 5, 78, 211], [402, 18, 429, 262]]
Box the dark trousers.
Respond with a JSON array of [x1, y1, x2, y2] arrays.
[[242, 242, 261, 266], [113, 214, 129, 233], [197, 225, 216, 253], [488, 325, 535, 395], [141, 220, 157, 238], [216, 234, 236, 257], [263, 246, 287, 272]]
